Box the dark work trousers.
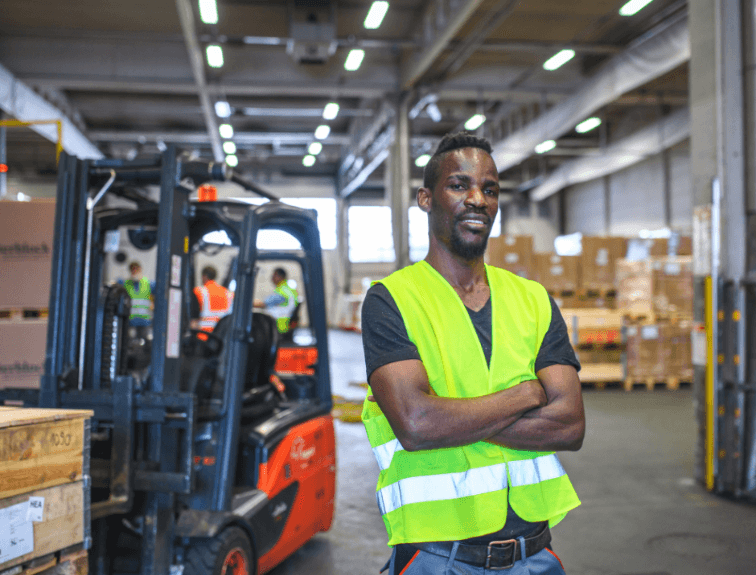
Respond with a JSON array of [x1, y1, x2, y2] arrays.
[[382, 539, 567, 575]]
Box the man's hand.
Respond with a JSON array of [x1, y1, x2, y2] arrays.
[[486, 365, 585, 452], [368, 360, 548, 452]]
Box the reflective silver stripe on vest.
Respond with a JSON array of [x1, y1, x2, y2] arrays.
[[508, 454, 565, 487], [375, 454, 566, 516], [372, 438, 404, 471], [376, 463, 508, 516]]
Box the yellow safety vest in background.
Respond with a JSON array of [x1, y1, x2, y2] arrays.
[[124, 277, 152, 322], [361, 261, 580, 545]]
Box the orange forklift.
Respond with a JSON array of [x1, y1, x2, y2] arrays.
[[0, 148, 336, 575]]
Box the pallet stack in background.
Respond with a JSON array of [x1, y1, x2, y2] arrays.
[[486, 233, 694, 391], [0, 200, 55, 391], [0, 407, 92, 575]]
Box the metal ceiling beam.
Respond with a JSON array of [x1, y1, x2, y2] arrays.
[[490, 12, 690, 174], [89, 130, 354, 146], [175, 0, 223, 162], [21, 75, 574, 103], [400, 0, 487, 90], [3, 27, 623, 57], [0, 62, 102, 159]]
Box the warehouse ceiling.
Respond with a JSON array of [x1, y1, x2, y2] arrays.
[[0, 0, 688, 197]]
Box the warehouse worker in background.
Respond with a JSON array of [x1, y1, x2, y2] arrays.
[[254, 268, 299, 335], [360, 132, 585, 575], [123, 261, 154, 340], [193, 265, 232, 331]]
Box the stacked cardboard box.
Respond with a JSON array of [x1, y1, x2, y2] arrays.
[[0, 201, 55, 389], [0, 408, 92, 573], [624, 321, 693, 389], [534, 254, 580, 294], [485, 235, 534, 279], [580, 236, 627, 292], [615, 256, 694, 321]]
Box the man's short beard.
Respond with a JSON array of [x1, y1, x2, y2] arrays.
[[450, 228, 489, 260]]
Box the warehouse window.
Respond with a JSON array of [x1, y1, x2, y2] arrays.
[[408, 206, 502, 262], [348, 206, 395, 262], [234, 197, 336, 250]]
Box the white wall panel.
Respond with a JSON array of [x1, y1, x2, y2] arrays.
[[564, 178, 606, 235], [608, 155, 665, 236]]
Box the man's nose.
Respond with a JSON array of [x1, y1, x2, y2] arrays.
[[463, 186, 486, 206]]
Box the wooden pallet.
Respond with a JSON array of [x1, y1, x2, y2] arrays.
[[579, 363, 624, 390], [1, 548, 87, 575], [623, 377, 691, 391], [576, 287, 617, 299], [0, 308, 49, 322]]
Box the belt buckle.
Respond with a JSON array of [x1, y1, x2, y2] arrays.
[[485, 538, 517, 570]]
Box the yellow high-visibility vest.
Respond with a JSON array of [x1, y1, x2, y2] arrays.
[[362, 261, 580, 545]]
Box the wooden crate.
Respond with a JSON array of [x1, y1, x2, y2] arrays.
[[0, 408, 92, 500], [0, 482, 86, 571]]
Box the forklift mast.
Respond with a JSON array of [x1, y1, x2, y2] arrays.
[[0, 148, 335, 575]]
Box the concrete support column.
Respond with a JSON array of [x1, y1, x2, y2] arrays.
[[390, 94, 411, 270], [336, 195, 351, 295], [689, 0, 749, 487]]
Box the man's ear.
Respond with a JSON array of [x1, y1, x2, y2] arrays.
[[417, 187, 432, 214]]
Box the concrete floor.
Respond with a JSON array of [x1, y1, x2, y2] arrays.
[[269, 331, 756, 575]]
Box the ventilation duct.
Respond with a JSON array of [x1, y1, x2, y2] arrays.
[[491, 13, 689, 173], [530, 108, 689, 201]]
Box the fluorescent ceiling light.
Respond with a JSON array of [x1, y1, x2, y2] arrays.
[[206, 44, 224, 68], [426, 102, 442, 122], [308, 142, 323, 155], [464, 114, 486, 131], [364, 1, 389, 29], [543, 49, 575, 71], [303, 155, 316, 167], [535, 140, 556, 154], [344, 49, 365, 71], [214, 101, 231, 118], [223, 141, 237, 154], [575, 117, 602, 133], [219, 124, 234, 138], [322, 102, 340, 120], [225, 154, 238, 167], [415, 154, 431, 168], [198, 0, 218, 24], [619, 0, 654, 16], [314, 125, 331, 140]]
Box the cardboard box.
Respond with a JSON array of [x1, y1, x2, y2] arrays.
[[580, 236, 627, 291], [625, 321, 693, 381], [616, 257, 693, 319], [648, 236, 693, 257], [0, 408, 92, 500], [0, 200, 56, 309], [0, 321, 48, 390], [485, 235, 534, 279], [0, 482, 86, 571], [534, 254, 580, 293]]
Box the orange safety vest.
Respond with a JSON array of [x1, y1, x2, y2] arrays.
[[194, 280, 232, 331]]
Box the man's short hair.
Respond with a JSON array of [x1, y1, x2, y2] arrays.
[[273, 267, 287, 279], [128, 261, 141, 272], [201, 266, 217, 281], [423, 132, 494, 190]]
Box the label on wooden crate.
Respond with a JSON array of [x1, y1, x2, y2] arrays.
[[27, 497, 44, 522], [0, 501, 34, 564]]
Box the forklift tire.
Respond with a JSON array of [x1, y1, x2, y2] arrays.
[[184, 527, 254, 575]]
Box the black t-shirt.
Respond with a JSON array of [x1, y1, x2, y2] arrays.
[[360, 282, 580, 542]]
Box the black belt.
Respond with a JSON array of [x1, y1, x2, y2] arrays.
[[412, 525, 551, 570]]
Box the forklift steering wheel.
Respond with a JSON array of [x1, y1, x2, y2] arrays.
[[184, 329, 224, 357]]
